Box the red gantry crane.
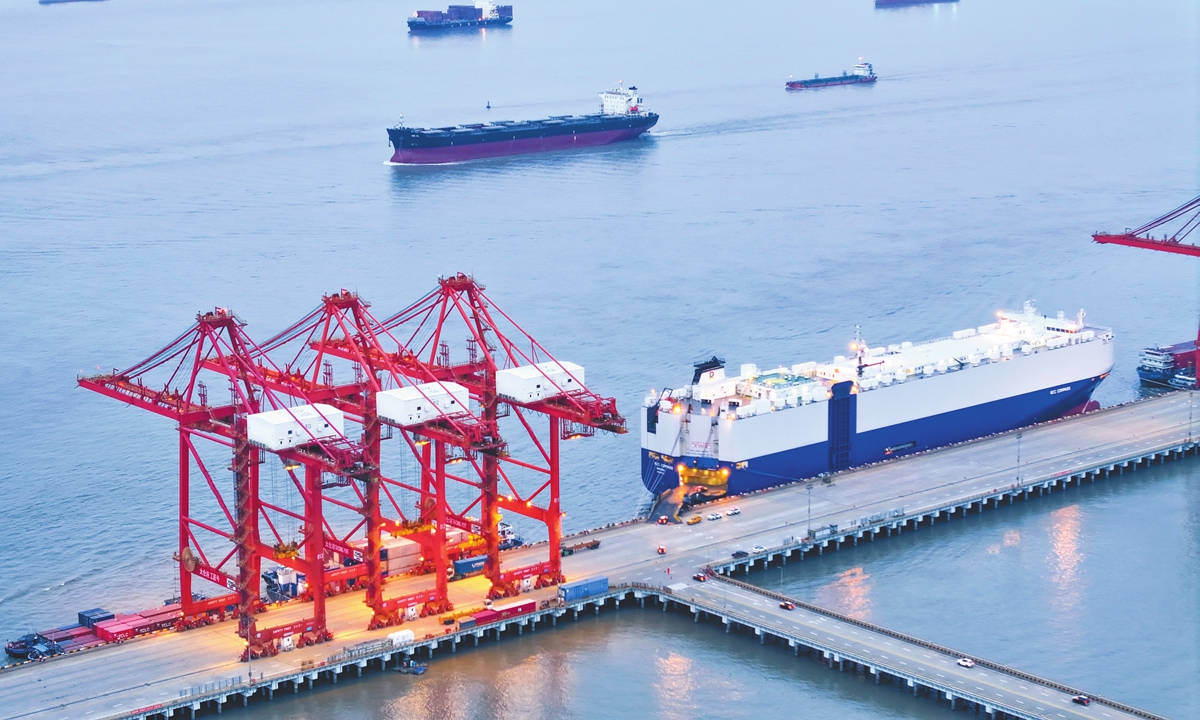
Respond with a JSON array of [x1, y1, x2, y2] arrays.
[[80, 275, 627, 657], [1093, 194, 1200, 387]]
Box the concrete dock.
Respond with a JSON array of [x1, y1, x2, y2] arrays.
[[2, 391, 1193, 719]]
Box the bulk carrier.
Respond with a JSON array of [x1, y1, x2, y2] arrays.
[[787, 61, 876, 90], [387, 86, 657, 164], [641, 302, 1114, 498]]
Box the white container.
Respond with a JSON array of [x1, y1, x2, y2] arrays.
[[279, 635, 295, 652], [388, 629, 415, 647], [496, 361, 585, 402], [377, 382, 469, 426], [387, 556, 419, 573], [247, 403, 344, 450]]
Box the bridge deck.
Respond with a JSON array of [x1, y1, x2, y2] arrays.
[[2, 392, 1191, 719]]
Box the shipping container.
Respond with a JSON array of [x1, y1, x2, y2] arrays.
[[471, 609, 499, 625], [453, 555, 487, 577], [388, 629, 415, 647], [457, 616, 477, 630], [78, 608, 114, 628], [95, 623, 135, 642], [491, 600, 535, 619], [377, 382, 470, 426], [496, 361, 584, 402], [246, 403, 344, 450], [558, 576, 609, 603]]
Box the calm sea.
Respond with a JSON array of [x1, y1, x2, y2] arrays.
[[0, 0, 1196, 715]]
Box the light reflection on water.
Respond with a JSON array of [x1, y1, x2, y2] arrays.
[[653, 652, 698, 720], [1048, 504, 1084, 616], [814, 566, 873, 621]]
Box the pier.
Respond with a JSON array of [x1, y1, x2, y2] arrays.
[[2, 391, 1193, 719]]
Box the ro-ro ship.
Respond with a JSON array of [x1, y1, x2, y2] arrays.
[[641, 302, 1114, 498]]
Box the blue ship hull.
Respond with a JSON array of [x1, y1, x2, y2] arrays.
[[641, 374, 1105, 497]]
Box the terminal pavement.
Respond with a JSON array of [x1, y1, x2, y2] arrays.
[[1, 392, 1191, 718]]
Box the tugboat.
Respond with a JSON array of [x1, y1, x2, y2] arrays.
[[787, 61, 877, 90], [1137, 342, 1197, 387], [5, 634, 60, 661]]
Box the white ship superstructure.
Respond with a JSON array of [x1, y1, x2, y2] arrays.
[[641, 302, 1113, 497]]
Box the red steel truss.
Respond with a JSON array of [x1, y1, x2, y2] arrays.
[[372, 274, 626, 598], [255, 289, 505, 626], [1094, 194, 1200, 344], [79, 309, 372, 658]]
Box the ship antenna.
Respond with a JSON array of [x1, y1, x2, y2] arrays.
[[396, 113, 405, 128]]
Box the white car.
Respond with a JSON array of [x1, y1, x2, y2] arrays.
[[751, 545, 766, 553], [706, 512, 722, 521], [727, 507, 741, 516], [956, 658, 976, 668]]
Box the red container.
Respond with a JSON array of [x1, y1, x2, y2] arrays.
[[471, 609, 498, 625], [144, 608, 183, 621], [41, 630, 72, 642], [493, 601, 535, 620], [127, 618, 155, 634], [73, 633, 102, 647], [66, 626, 93, 639], [96, 623, 135, 642]]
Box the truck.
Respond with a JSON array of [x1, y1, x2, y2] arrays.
[[557, 576, 609, 604], [453, 555, 487, 578], [560, 539, 600, 557]]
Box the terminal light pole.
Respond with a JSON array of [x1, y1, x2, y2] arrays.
[[806, 483, 813, 538], [1016, 432, 1023, 485]]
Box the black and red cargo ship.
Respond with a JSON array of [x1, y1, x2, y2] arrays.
[[408, 1, 512, 32], [386, 87, 657, 164]]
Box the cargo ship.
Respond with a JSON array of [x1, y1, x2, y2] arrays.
[[641, 302, 1114, 498], [408, 1, 512, 32], [1136, 341, 1197, 388], [786, 61, 876, 90], [387, 86, 657, 164]]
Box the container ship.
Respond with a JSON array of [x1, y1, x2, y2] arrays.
[[387, 86, 657, 164], [787, 61, 876, 90], [641, 302, 1114, 498], [408, 1, 512, 32]]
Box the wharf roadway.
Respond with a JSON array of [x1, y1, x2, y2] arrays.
[[1, 392, 1192, 719]]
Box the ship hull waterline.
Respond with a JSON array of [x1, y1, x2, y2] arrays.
[[387, 126, 652, 165], [642, 374, 1106, 497]]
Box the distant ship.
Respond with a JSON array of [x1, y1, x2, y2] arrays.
[[386, 87, 658, 164], [787, 61, 877, 90], [408, 1, 512, 32], [875, 0, 958, 6]]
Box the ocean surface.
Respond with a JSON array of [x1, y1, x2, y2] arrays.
[[0, 0, 1197, 716]]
